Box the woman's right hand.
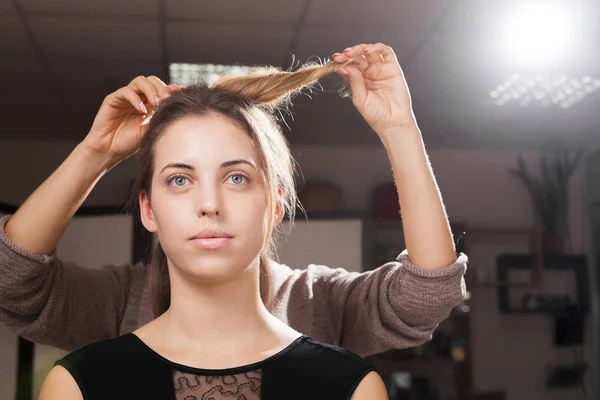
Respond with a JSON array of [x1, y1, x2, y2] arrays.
[[81, 75, 183, 164]]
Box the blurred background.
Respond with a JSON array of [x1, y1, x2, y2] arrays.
[[0, 1, 599, 399]]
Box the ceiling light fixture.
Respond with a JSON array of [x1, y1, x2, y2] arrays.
[[169, 63, 273, 86], [489, 73, 600, 108]]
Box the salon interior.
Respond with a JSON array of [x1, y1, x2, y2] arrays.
[[0, 1, 599, 399]]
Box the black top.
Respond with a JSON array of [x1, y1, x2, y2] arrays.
[[54, 334, 375, 400]]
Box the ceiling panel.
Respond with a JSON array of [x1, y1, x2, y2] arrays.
[[306, 0, 451, 26], [167, 21, 294, 67], [49, 60, 165, 108], [0, 60, 50, 89], [0, 14, 36, 58], [282, 89, 380, 146], [0, 0, 596, 149], [29, 16, 161, 60], [298, 0, 455, 68], [0, 91, 59, 111], [166, 0, 306, 24], [439, 0, 506, 34], [0, 0, 14, 13], [403, 33, 506, 103], [18, 0, 159, 16]]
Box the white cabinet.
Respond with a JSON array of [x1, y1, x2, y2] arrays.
[[277, 218, 364, 272]]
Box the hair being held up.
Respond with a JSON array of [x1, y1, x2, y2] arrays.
[[212, 58, 353, 108]]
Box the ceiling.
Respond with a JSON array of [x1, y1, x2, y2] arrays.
[[1, 0, 599, 149]]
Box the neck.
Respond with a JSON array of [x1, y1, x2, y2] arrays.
[[159, 260, 277, 350]]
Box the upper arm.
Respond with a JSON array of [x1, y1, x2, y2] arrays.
[[38, 365, 83, 400], [350, 371, 388, 400], [0, 246, 145, 350]]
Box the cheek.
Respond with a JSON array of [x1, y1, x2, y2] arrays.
[[150, 195, 190, 240], [233, 192, 270, 235]]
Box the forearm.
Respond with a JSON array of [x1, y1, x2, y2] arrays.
[[379, 124, 456, 270], [5, 143, 117, 255]]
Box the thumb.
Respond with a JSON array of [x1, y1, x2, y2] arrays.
[[341, 65, 367, 103]]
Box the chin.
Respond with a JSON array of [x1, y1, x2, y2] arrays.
[[180, 254, 256, 283]]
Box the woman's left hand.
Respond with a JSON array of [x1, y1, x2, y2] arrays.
[[332, 43, 416, 137]]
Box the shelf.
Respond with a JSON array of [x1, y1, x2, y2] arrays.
[[496, 253, 589, 314]]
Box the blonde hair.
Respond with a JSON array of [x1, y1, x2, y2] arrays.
[[128, 59, 350, 318]]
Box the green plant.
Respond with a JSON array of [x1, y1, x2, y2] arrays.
[[509, 147, 583, 237]]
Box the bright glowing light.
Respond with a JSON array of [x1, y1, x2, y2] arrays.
[[501, 2, 571, 65]]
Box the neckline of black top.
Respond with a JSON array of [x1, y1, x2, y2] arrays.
[[125, 333, 309, 376]]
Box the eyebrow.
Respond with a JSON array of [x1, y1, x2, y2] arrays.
[[159, 160, 256, 174]]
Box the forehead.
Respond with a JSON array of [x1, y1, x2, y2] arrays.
[[153, 114, 261, 167]]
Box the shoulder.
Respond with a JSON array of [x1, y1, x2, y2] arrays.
[[301, 336, 372, 366], [47, 334, 155, 398], [280, 336, 374, 381], [55, 334, 143, 380], [38, 365, 83, 400], [350, 371, 388, 400], [268, 337, 378, 399]]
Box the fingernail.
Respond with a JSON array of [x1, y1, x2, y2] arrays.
[[161, 92, 170, 99], [154, 96, 161, 105], [139, 102, 148, 114], [344, 47, 353, 52], [338, 67, 349, 76]]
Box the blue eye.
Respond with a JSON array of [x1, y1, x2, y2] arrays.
[[168, 175, 188, 187], [228, 174, 249, 185]]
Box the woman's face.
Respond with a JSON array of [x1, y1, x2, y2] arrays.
[[140, 113, 271, 283]]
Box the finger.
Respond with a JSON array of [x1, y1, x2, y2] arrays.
[[128, 76, 161, 107], [166, 83, 185, 92], [114, 86, 148, 114], [332, 53, 354, 78], [147, 75, 171, 100], [338, 48, 380, 71], [343, 44, 379, 71], [364, 49, 385, 65], [340, 65, 366, 103], [343, 44, 373, 59], [350, 55, 369, 72], [332, 52, 350, 63], [365, 43, 398, 64]]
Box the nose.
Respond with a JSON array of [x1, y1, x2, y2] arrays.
[[196, 183, 220, 217]]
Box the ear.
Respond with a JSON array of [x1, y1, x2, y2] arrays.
[[273, 187, 286, 226], [139, 191, 158, 233]]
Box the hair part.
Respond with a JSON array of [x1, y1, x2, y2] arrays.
[[127, 59, 349, 318]]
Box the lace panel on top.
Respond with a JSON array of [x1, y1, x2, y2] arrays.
[[173, 369, 262, 400]]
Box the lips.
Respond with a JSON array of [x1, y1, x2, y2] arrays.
[[190, 229, 233, 250]]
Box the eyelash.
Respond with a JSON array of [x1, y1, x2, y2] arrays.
[[166, 173, 251, 188]]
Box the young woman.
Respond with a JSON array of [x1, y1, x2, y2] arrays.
[[1, 42, 467, 358], [14, 42, 463, 399]]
